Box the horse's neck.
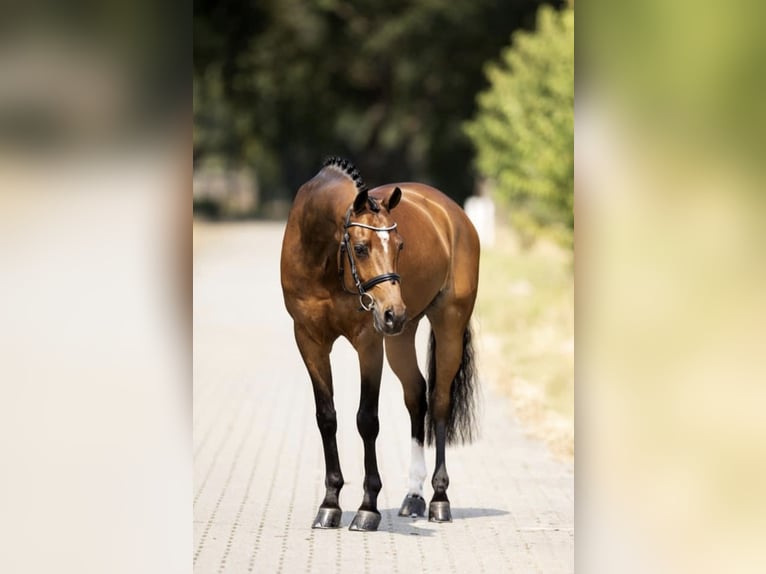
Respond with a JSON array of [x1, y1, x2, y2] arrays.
[[297, 184, 351, 271]]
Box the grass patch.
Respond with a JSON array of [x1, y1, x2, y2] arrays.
[[475, 224, 574, 457]]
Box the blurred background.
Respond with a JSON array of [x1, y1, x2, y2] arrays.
[[579, 1, 766, 573], [0, 1, 190, 573]]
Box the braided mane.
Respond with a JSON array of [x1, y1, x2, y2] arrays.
[[322, 156, 380, 212], [322, 156, 367, 191]]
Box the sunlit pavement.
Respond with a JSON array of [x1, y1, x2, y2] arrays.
[[193, 222, 573, 573]]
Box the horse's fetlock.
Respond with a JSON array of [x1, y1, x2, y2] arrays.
[[326, 471, 344, 491], [432, 465, 450, 492], [364, 474, 382, 495]]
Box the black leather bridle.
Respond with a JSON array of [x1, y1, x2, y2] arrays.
[[339, 208, 401, 311]]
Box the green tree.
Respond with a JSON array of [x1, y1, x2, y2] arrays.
[[465, 6, 574, 248], [194, 0, 563, 207]]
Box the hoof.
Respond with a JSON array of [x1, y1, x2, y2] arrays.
[[348, 509, 381, 532], [398, 494, 426, 517], [428, 500, 452, 523], [312, 507, 342, 529]]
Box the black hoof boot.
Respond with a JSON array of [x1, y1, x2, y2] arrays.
[[428, 500, 452, 523], [312, 507, 342, 529], [398, 494, 426, 517], [348, 509, 381, 532]]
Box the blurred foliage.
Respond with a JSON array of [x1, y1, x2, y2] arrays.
[[465, 6, 573, 249], [476, 225, 573, 456], [194, 0, 565, 206], [0, 0, 187, 149], [584, 0, 766, 175]]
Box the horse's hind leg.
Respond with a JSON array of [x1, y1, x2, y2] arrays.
[[349, 333, 385, 531], [427, 305, 475, 523], [385, 320, 428, 517], [294, 325, 344, 529]]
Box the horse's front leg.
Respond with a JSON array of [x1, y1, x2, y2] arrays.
[[349, 333, 385, 531], [294, 325, 344, 529]]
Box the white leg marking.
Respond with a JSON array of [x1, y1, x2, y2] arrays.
[[408, 438, 427, 497], [377, 230, 390, 254]]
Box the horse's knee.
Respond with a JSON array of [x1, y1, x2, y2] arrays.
[[356, 409, 379, 440], [316, 407, 337, 437]]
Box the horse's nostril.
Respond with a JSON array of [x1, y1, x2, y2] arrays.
[[384, 309, 394, 327]]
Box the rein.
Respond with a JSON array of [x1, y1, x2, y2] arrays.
[[339, 208, 401, 311]]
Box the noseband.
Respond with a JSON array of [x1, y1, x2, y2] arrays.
[[339, 208, 401, 312]]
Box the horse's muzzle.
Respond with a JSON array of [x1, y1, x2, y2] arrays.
[[375, 306, 406, 335]]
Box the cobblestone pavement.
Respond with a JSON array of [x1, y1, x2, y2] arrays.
[[194, 222, 573, 573]]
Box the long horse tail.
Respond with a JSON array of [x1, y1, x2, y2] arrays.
[[425, 325, 479, 446]]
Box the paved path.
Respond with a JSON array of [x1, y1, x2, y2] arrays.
[[193, 222, 573, 573]]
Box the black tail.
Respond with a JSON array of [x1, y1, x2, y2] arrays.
[[425, 326, 479, 446]]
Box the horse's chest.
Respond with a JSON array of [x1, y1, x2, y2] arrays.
[[288, 292, 369, 338]]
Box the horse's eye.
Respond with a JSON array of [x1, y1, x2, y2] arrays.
[[354, 244, 369, 257], [399, 242, 404, 251]]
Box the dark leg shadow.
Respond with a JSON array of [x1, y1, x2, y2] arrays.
[[379, 508, 436, 537], [451, 507, 510, 520], [376, 507, 509, 537]]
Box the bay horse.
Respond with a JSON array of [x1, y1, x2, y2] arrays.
[[280, 157, 480, 531]]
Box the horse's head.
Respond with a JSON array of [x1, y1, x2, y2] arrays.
[[341, 186, 406, 335]]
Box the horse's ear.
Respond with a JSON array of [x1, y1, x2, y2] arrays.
[[353, 189, 369, 213], [384, 187, 402, 211]]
